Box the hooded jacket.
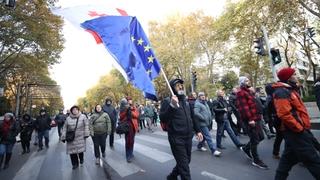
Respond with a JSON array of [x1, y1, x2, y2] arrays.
[[272, 82, 311, 132], [159, 78, 200, 137]]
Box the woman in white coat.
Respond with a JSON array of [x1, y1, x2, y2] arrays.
[[61, 105, 90, 169]]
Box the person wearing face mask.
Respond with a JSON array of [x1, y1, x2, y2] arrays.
[[273, 68, 320, 180], [89, 104, 111, 165], [213, 90, 245, 150], [160, 78, 203, 180], [0, 113, 19, 170], [236, 76, 268, 170], [194, 92, 221, 156], [102, 98, 117, 148]]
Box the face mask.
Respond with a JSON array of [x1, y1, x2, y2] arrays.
[[177, 90, 185, 95]]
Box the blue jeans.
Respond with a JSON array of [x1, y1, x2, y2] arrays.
[[216, 118, 241, 147], [0, 143, 14, 155], [38, 130, 49, 148], [198, 126, 216, 153]]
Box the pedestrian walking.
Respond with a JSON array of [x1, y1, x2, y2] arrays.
[[119, 97, 139, 163], [144, 102, 154, 132], [61, 105, 90, 169], [89, 104, 112, 165], [102, 98, 117, 148], [55, 109, 66, 140], [34, 109, 51, 151], [194, 91, 221, 156], [273, 67, 320, 179], [0, 113, 20, 170], [19, 114, 34, 154], [160, 78, 203, 180], [213, 90, 245, 149], [236, 76, 268, 169]]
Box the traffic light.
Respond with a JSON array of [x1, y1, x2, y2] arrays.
[[191, 71, 197, 90], [253, 37, 266, 56], [307, 27, 316, 38], [3, 0, 15, 7], [270, 48, 281, 65]]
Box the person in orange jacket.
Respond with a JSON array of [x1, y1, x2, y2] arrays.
[[119, 97, 139, 163], [273, 67, 320, 180]]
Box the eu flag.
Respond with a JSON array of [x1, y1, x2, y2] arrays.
[[81, 16, 161, 100]]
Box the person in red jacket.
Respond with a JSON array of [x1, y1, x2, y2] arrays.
[[119, 96, 139, 163], [273, 67, 320, 180], [236, 76, 268, 169]]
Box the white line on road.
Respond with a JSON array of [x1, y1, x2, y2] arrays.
[[115, 138, 174, 163], [201, 171, 228, 180], [135, 134, 170, 147]]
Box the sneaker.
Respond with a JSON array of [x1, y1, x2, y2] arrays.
[[45, 144, 49, 148], [72, 164, 79, 170], [198, 147, 207, 152], [240, 147, 252, 160], [37, 147, 43, 152], [213, 150, 221, 157], [102, 153, 105, 158], [252, 159, 269, 170], [95, 158, 100, 165], [26, 149, 30, 153], [237, 143, 246, 149]]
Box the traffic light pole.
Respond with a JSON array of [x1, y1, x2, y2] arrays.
[[261, 26, 277, 82]]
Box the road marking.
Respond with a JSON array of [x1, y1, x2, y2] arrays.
[[135, 134, 170, 147], [115, 138, 174, 163], [201, 171, 228, 180]]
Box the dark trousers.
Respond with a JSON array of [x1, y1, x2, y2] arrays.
[[91, 133, 107, 158], [70, 152, 84, 166], [168, 135, 192, 180], [125, 123, 136, 160], [139, 118, 146, 129], [109, 121, 115, 147], [38, 130, 49, 148], [273, 127, 284, 156], [242, 122, 264, 161], [21, 140, 30, 152], [275, 130, 320, 180], [57, 124, 64, 137]]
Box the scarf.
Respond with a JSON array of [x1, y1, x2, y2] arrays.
[[2, 120, 11, 138]]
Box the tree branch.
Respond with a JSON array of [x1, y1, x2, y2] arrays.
[[299, 0, 320, 18]]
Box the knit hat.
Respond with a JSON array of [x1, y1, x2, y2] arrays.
[[4, 113, 14, 118], [198, 92, 205, 97], [239, 76, 249, 86], [277, 67, 295, 82]]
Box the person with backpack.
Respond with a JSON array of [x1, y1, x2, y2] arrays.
[[160, 78, 203, 180], [89, 104, 111, 165], [236, 76, 268, 170], [273, 67, 320, 179], [264, 83, 284, 159]]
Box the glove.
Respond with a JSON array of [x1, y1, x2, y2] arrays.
[[248, 120, 256, 127]]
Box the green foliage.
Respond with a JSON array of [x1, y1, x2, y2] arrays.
[[220, 71, 238, 93]]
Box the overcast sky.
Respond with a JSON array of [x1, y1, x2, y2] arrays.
[[50, 0, 227, 109]]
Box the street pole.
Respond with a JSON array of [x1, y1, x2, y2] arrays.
[[261, 26, 277, 82], [15, 84, 21, 117]]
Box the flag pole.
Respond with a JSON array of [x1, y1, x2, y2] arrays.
[[160, 68, 175, 96]]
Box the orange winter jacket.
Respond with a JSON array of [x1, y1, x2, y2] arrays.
[[272, 82, 311, 133], [119, 106, 139, 132]]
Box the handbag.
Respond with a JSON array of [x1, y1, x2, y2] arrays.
[[116, 121, 130, 134], [66, 117, 79, 142]]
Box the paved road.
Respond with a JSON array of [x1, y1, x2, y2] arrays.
[[1, 124, 318, 180]]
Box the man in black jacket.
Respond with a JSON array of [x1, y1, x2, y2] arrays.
[[102, 98, 118, 148], [160, 78, 203, 180], [34, 109, 51, 151]]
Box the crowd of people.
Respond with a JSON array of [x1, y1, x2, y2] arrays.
[[0, 67, 319, 180]]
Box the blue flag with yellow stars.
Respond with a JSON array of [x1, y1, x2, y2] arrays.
[[81, 16, 161, 101]]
